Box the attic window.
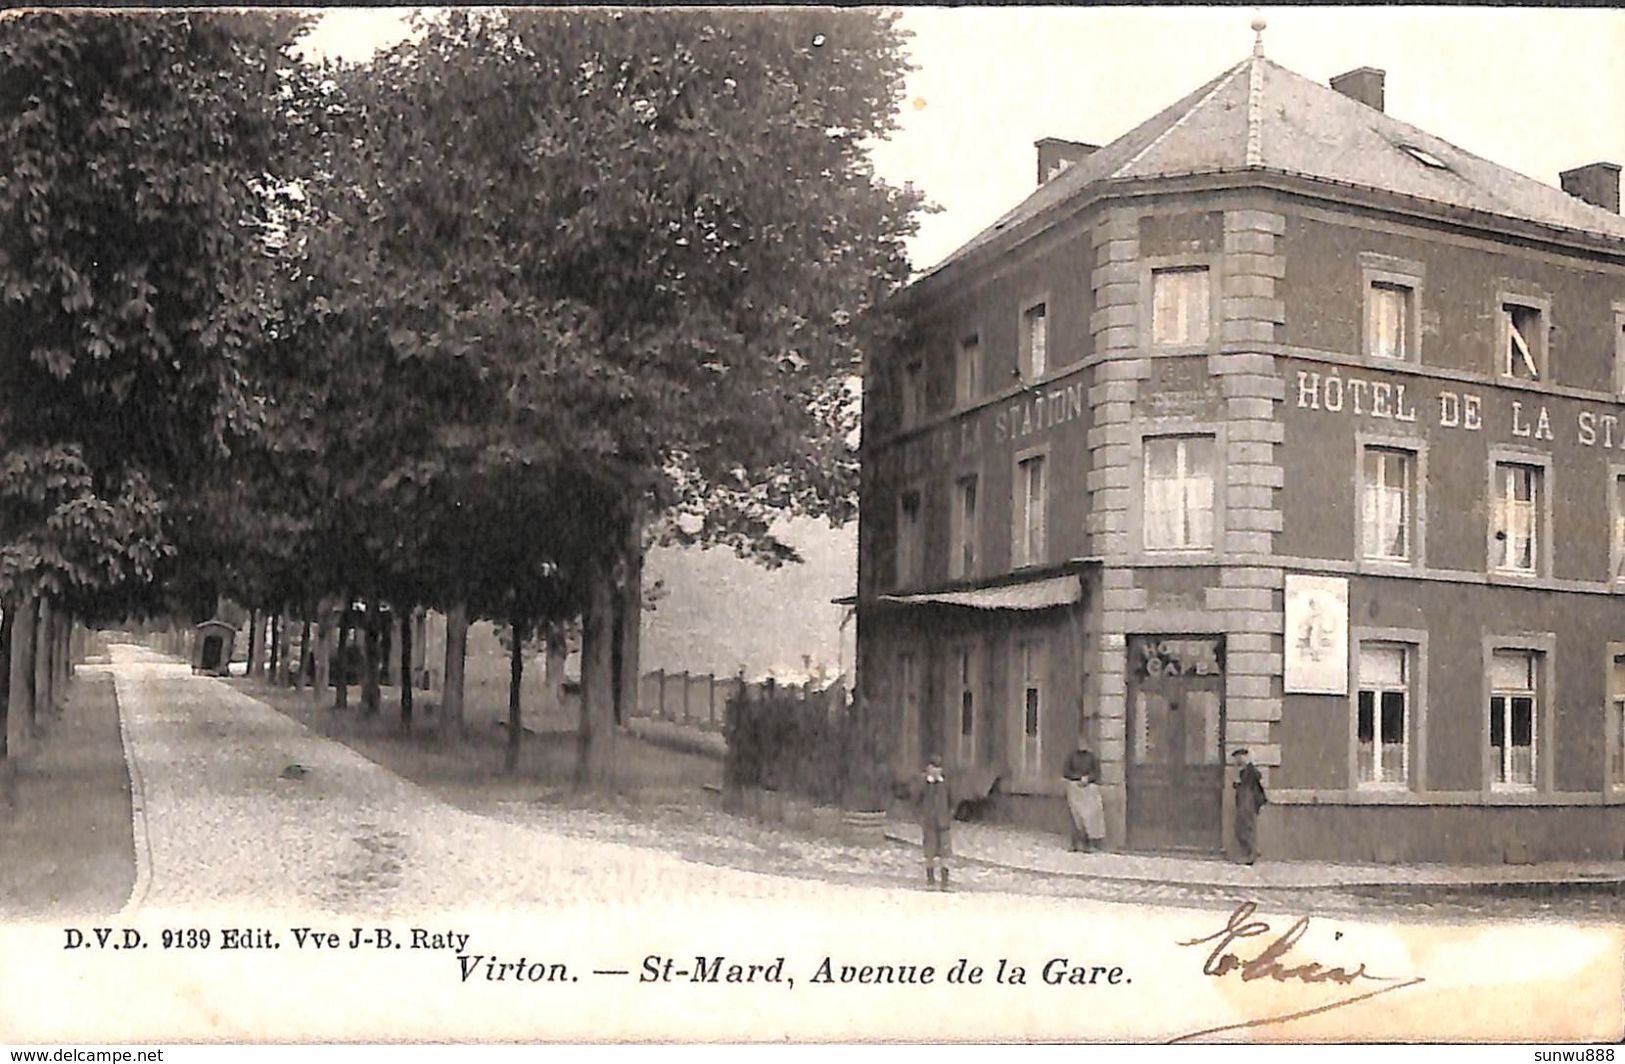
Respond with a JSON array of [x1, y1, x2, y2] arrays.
[[1400, 145, 1450, 170]]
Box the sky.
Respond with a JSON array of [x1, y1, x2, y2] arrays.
[[291, 6, 1625, 679], [299, 6, 1625, 273]]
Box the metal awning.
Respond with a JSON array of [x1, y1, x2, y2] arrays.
[[878, 574, 1082, 611]]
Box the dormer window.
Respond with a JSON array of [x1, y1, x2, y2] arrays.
[[1400, 144, 1450, 170]]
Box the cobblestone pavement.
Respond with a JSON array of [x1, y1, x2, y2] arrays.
[[111, 645, 1623, 925], [110, 645, 846, 916], [474, 794, 1625, 925]]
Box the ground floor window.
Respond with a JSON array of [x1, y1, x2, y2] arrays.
[[1356, 642, 1410, 787], [953, 645, 977, 767], [1611, 651, 1625, 789], [1017, 638, 1046, 778], [1489, 649, 1539, 789]]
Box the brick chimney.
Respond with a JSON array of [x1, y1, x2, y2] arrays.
[[1330, 67, 1385, 112], [1559, 162, 1622, 214], [1035, 137, 1099, 185]]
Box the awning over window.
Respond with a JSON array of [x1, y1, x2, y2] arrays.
[[878, 574, 1082, 611]]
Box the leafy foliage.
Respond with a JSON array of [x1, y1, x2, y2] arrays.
[[0, 12, 308, 613], [311, 9, 922, 576]]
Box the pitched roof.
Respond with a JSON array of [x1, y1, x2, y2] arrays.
[[925, 54, 1625, 278]]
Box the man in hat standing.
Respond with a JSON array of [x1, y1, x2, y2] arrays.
[[1232, 748, 1267, 864]]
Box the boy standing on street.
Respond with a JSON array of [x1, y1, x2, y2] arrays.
[[916, 752, 953, 890]]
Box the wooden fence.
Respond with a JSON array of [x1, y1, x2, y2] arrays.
[[634, 669, 848, 729]]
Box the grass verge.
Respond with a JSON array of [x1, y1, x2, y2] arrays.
[[225, 676, 723, 816]]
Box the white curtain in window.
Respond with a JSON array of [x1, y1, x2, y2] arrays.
[[1384, 465, 1408, 557], [1611, 656, 1625, 783], [1144, 437, 1212, 548], [1183, 438, 1214, 547], [1359, 644, 1406, 686], [953, 479, 976, 578], [1152, 269, 1209, 345], [1491, 650, 1534, 691], [1363, 450, 1409, 558], [1368, 284, 1407, 359], [1499, 466, 1537, 570], [1015, 457, 1045, 565], [1027, 459, 1045, 563], [1183, 454, 1214, 547], [1615, 478, 1625, 578], [1144, 439, 1179, 548], [1614, 697, 1625, 783], [1025, 306, 1047, 378]]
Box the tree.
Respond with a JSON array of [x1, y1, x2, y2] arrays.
[[0, 12, 310, 754], [318, 9, 922, 783]]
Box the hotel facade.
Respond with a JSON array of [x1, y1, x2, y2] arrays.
[[855, 52, 1625, 862]]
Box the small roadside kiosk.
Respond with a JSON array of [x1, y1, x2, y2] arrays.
[[192, 619, 237, 676]]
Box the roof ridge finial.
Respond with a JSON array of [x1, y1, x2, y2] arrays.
[[1251, 13, 1267, 59]]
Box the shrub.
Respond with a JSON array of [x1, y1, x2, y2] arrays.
[[724, 687, 889, 809]]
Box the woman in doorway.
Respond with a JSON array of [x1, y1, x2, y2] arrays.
[[1061, 743, 1106, 852]]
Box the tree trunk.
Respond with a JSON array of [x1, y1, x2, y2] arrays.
[[270, 612, 283, 683], [246, 608, 262, 678], [10, 596, 36, 747], [398, 608, 414, 730], [55, 611, 69, 696], [545, 625, 567, 723], [576, 553, 618, 789], [59, 612, 70, 701], [334, 600, 352, 709], [313, 610, 332, 701], [505, 616, 524, 773], [276, 611, 293, 686], [32, 597, 51, 723], [442, 602, 468, 732], [615, 509, 643, 726], [0, 607, 13, 761], [361, 605, 381, 716], [296, 617, 312, 692]]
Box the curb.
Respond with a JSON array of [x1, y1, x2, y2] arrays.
[[109, 647, 154, 917], [882, 829, 1625, 894]]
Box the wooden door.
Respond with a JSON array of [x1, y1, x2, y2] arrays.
[[1126, 635, 1225, 852]]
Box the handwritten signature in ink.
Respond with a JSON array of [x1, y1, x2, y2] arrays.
[[1169, 902, 1426, 1042]]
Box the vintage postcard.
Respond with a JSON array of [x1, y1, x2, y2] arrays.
[[2, 5, 1623, 1046]]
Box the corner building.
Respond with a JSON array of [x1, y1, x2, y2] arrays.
[[856, 51, 1625, 861]]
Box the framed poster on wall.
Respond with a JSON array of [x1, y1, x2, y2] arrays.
[[1283, 573, 1349, 694]]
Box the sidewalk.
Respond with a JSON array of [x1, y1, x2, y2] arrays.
[[885, 819, 1625, 890], [0, 662, 135, 916]]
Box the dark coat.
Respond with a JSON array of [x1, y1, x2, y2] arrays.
[[1235, 762, 1267, 811], [1061, 749, 1100, 783], [914, 771, 954, 830]]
